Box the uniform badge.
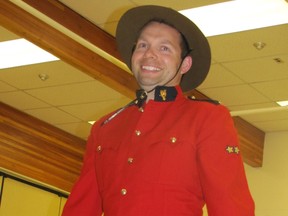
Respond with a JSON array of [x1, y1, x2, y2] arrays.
[[226, 146, 240, 154], [159, 89, 167, 101]]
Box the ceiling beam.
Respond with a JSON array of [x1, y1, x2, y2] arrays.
[[0, 0, 138, 99], [0, 0, 264, 167]]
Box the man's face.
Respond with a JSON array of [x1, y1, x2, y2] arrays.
[[131, 22, 189, 91]]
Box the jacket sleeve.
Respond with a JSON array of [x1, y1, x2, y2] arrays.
[[197, 105, 255, 216], [62, 124, 103, 216]]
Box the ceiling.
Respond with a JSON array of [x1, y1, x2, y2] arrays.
[[1, 0, 288, 140]]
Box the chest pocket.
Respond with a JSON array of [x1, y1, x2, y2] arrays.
[[137, 131, 196, 186], [95, 129, 127, 164]]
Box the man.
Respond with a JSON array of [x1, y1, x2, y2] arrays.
[[62, 5, 254, 216]]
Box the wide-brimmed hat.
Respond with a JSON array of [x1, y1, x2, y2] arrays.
[[116, 5, 211, 92]]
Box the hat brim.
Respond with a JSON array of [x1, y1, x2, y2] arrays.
[[116, 5, 211, 92]]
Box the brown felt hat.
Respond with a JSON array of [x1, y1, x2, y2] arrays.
[[116, 5, 211, 92]]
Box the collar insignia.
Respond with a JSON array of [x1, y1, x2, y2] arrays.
[[159, 89, 167, 101], [154, 86, 177, 102]]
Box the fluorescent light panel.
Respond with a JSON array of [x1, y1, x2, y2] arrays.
[[0, 38, 59, 69], [277, 101, 288, 107], [180, 0, 288, 37]]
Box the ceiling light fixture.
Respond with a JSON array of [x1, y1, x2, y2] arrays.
[[0, 38, 59, 70], [180, 0, 288, 37], [277, 100, 288, 107], [253, 42, 266, 50], [38, 73, 49, 81]]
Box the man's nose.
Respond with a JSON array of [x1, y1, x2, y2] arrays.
[[143, 47, 157, 59]]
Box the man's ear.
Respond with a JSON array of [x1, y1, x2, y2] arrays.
[[180, 56, 192, 74]]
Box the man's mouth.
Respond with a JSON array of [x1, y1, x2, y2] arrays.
[[141, 65, 161, 71]]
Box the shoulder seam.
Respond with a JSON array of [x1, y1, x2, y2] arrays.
[[188, 96, 220, 105]]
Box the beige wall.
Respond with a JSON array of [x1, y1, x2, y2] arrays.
[[245, 131, 288, 216]]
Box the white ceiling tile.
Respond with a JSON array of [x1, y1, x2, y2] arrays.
[[200, 84, 270, 106], [251, 79, 288, 101], [25, 80, 125, 106], [240, 110, 288, 123], [59, 98, 131, 121], [208, 24, 288, 62], [228, 102, 277, 112], [56, 122, 92, 140], [98, 22, 118, 36], [0, 91, 50, 110], [0, 26, 19, 41], [223, 54, 288, 83], [251, 119, 288, 133], [0, 61, 94, 90], [24, 107, 81, 124], [0, 81, 17, 92], [59, 0, 136, 25], [198, 63, 244, 89]]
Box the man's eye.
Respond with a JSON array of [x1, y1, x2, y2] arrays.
[[137, 43, 147, 49], [161, 46, 169, 51]]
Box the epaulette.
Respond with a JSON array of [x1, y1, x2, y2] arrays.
[[188, 96, 220, 105]]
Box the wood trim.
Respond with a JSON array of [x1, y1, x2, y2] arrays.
[[22, 0, 121, 60]]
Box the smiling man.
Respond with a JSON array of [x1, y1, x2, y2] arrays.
[[131, 21, 192, 98], [62, 5, 255, 216]]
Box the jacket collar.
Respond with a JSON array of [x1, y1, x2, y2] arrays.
[[136, 85, 182, 107]]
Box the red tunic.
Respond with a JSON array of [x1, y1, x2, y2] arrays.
[[62, 86, 254, 216]]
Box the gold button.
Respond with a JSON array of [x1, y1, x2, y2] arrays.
[[121, 188, 127, 195], [127, 157, 134, 164], [135, 130, 141, 136], [170, 137, 177, 143], [138, 107, 144, 112], [96, 145, 102, 152]]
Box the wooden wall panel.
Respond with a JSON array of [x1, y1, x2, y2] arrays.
[[0, 102, 85, 192], [233, 117, 264, 167]]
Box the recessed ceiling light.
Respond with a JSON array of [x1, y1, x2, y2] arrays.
[[180, 0, 288, 37], [253, 42, 266, 50], [0, 38, 59, 69], [38, 73, 49, 81], [277, 101, 288, 107]]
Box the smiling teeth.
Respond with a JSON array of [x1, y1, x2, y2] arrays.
[[142, 65, 160, 71]]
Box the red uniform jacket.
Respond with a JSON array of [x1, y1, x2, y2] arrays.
[[62, 86, 254, 216]]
